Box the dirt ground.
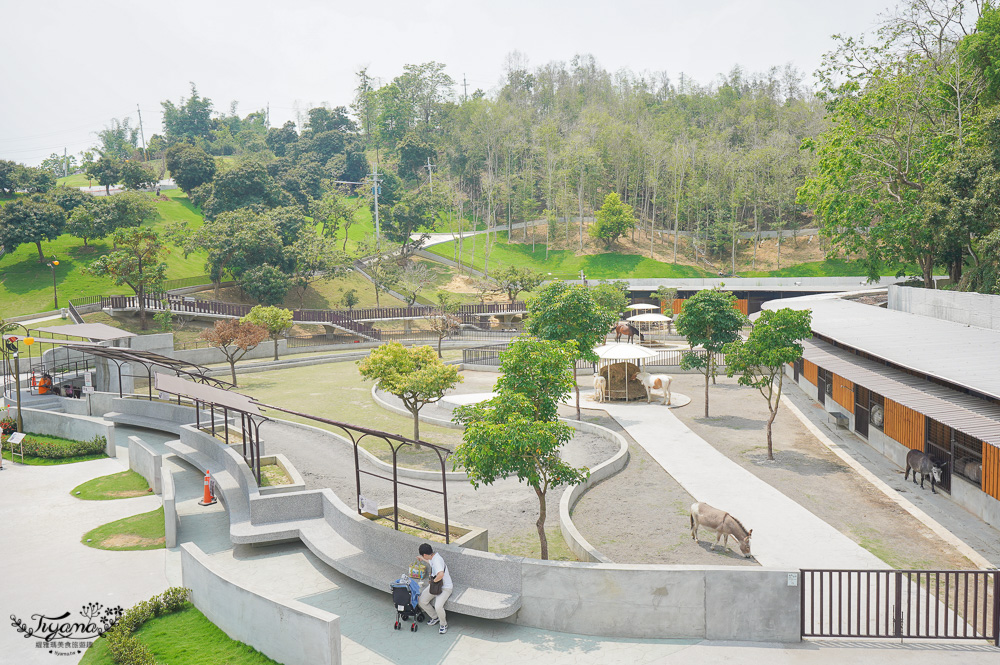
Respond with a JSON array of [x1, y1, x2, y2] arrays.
[[664, 373, 977, 570]]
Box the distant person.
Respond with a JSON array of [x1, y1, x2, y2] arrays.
[[417, 543, 453, 634], [155, 185, 161, 196]]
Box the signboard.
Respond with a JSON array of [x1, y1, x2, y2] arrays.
[[84, 372, 93, 388], [7, 432, 25, 444], [787, 573, 799, 587], [83, 386, 95, 394], [359, 495, 378, 516]]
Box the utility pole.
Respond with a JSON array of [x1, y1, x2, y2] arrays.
[[63, 148, 68, 178], [463, 74, 468, 102], [136, 104, 148, 161], [369, 167, 382, 251], [425, 157, 436, 194], [266, 102, 270, 127]]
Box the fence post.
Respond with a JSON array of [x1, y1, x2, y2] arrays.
[[893, 571, 903, 638], [993, 570, 999, 647]]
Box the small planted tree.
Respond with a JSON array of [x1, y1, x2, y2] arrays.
[[200, 319, 268, 386], [723, 308, 812, 460], [493, 266, 544, 303], [288, 232, 349, 308], [0, 198, 66, 264], [341, 288, 359, 311], [429, 293, 461, 358], [589, 192, 636, 249], [526, 281, 619, 419], [357, 342, 462, 442], [238, 264, 290, 306], [85, 228, 168, 330], [675, 288, 749, 417], [242, 305, 294, 361], [651, 285, 678, 315], [452, 338, 588, 560]]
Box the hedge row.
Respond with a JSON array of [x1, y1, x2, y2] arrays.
[[103, 587, 190, 665], [2, 431, 107, 459]]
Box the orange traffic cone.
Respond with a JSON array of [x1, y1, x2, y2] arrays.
[[198, 470, 217, 506]]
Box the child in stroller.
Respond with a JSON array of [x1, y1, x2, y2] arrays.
[[390, 576, 425, 631]]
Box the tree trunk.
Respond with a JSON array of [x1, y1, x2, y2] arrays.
[[411, 406, 421, 446], [437, 335, 443, 358], [704, 365, 710, 418], [573, 362, 581, 420], [138, 288, 148, 330], [35, 241, 45, 265], [273, 338, 279, 361], [535, 485, 549, 560], [229, 360, 238, 386], [765, 405, 778, 460]]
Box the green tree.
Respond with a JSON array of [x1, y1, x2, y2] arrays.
[[723, 308, 812, 460], [162, 84, 214, 145], [200, 319, 268, 386], [386, 183, 443, 258], [85, 228, 168, 330], [0, 160, 18, 194], [197, 160, 290, 219], [164, 144, 216, 193], [651, 286, 679, 315], [287, 232, 349, 308], [589, 192, 636, 249], [66, 205, 103, 247], [526, 281, 619, 419], [676, 288, 749, 417], [0, 198, 66, 264], [590, 280, 629, 318], [452, 338, 586, 560], [239, 264, 290, 306], [99, 191, 157, 231], [95, 118, 138, 160], [341, 288, 359, 310], [242, 305, 294, 361], [85, 155, 121, 195], [493, 266, 543, 303], [357, 342, 462, 441]]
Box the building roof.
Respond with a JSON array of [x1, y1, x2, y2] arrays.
[[765, 294, 1000, 402], [33, 323, 136, 341], [569, 276, 917, 293], [801, 338, 1000, 449]]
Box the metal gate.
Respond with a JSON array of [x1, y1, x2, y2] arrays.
[[801, 569, 999, 645]]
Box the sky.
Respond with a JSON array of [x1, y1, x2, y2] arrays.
[[0, 0, 891, 167]]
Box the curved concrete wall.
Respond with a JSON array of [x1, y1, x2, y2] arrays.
[[181, 542, 341, 665], [17, 408, 116, 455]]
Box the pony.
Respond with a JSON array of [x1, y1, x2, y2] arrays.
[[613, 322, 644, 343], [593, 374, 608, 403], [690, 502, 753, 558], [632, 370, 673, 405], [956, 458, 982, 484], [904, 449, 945, 494]]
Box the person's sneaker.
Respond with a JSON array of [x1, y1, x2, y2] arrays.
[[439, 624, 448, 635], [426, 617, 440, 626]]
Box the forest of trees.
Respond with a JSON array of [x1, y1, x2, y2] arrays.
[[10, 0, 1000, 293]]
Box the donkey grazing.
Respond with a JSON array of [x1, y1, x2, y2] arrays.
[[904, 449, 945, 494], [690, 502, 753, 558], [632, 370, 673, 405]]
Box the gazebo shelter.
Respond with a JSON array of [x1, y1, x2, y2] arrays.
[[594, 342, 658, 401], [626, 311, 674, 342]]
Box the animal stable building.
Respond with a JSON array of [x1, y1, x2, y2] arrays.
[[763, 286, 1000, 529]]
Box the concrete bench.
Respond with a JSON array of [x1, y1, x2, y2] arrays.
[[106, 412, 194, 435], [830, 411, 849, 429], [173, 424, 522, 619]]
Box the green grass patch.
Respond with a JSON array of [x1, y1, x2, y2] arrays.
[[71, 470, 152, 500], [80, 602, 279, 665], [259, 464, 290, 487], [0, 190, 209, 317], [741, 258, 919, 278], [82, 507, 165, 551], [491, 526, 580, 561], [1, 431, 107, 465], [427, 231, 711, 279]]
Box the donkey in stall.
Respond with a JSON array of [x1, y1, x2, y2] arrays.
[[690, 502, 753, 558], [904, 449, 946, 494]]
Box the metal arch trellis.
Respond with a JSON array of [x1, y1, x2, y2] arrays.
[[250, 400, 452, 544]]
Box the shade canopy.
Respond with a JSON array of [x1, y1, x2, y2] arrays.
[[626, 304, 660, 310], [594, 342, 658, 361], [33, 323, 135, 341], [626, 313, 672, 323]]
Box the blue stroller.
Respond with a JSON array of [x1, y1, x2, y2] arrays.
[[390, 576, 425, 631]]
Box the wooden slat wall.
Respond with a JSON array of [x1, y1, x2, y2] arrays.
[[735, 299, 749, 315], [803, 360, 818, 385], [664, 299, 685, 315], [984, 443, 1000, 501], [664, 299, 747, 316], [885, 398, 925, 451], [831, 374, 855, 414]]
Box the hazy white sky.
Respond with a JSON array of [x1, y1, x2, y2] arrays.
[[1, 0, 890, 166]]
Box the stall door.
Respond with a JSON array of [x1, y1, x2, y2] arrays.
[[854, 385, 870, 438]]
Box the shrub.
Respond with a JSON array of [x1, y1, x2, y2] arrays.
[[0, 416, 16, 436], [102, 587, 190, 665], [18, 434, 106, 459]]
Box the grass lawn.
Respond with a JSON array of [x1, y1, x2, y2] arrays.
[[491, 526, 580, 561], [237, 354, 466, 467], [82, 506, 165, 550], [741, 257, 919, 278], [71, 470, 152, 500], [427, 231, 712, 280], [0, 189, 209, 317], [80, 603, 279, 665], [1, 432, 107, 465], [259, 464, 291, 486], [199, 268, 408, 311]]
